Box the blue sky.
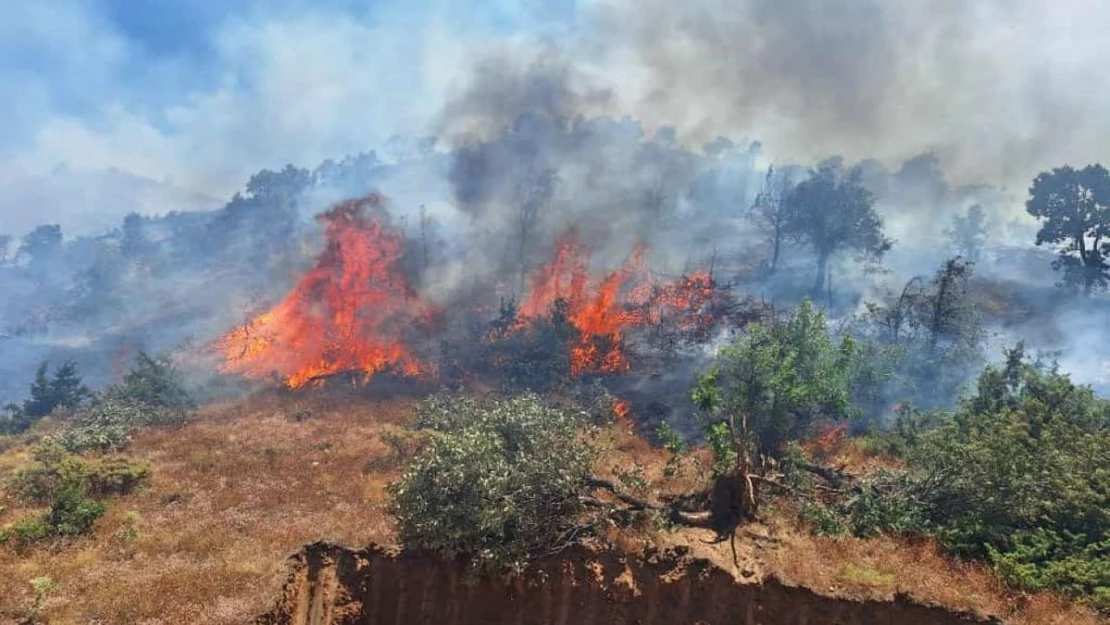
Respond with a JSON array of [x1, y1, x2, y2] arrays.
[[0, 0, 579, 197]]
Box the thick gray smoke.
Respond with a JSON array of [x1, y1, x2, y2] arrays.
[[585, 0, 1110, 188], [2, 1, 1108, 409]]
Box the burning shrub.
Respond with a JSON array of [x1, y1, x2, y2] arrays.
[[389, 394, 597, 575]]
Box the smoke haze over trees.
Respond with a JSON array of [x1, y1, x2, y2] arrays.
[[1, 0, 1109, 410]]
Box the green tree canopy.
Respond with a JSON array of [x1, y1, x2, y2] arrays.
[[1025, 164, 1110, 295], [907, 344, 1110, 607], [783, 163, 892, 295], [694, 301, 860, 460]]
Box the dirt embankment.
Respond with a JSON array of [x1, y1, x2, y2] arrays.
[[257, 542, 1002, 625]]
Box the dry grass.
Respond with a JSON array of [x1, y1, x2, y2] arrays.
[[0, 391, 411, 625], [0, 391, 1104, 625]]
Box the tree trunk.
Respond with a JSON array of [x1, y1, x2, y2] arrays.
[[812, 251, 829, 297], [769, 228, 781, 275]]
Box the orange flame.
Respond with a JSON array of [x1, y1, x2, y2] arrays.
[[216, 196, 430, 389], [612, 398, 632, 421], [519, 229, 653, 375], [801, 423, 850, 459], [515, 229, 722, 376]]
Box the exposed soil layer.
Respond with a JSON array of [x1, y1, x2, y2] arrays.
[[257, 542, 1002, 625]]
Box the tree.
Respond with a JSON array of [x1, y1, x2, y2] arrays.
[[784, 164, 892, 295], [946, 204, 987, 263], [906, 344, 1110, 609], [750, 166, 795, 275], [120, 212, 147, 260], [694, 301, 860, 462], [4, 360, 92, 433], [513, 165, 559, 294], [860, 257, 984, 411], [19, 225, 63, 265], [1026, 164, 1110, 295]]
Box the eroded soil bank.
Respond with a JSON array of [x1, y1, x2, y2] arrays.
[[256, 542, 1002, 625]]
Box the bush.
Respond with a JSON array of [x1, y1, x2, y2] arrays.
[[49, 397, 149, 453], [84, 456, 152, 497], [903, 344, 1110, 609], [389, 394, 597, 576], [694, 301, 860, 460], [413, 391, 481, 433], [49, 352, 195, 453], [9, 441, 150, 503], [1, 481, 107, 551]]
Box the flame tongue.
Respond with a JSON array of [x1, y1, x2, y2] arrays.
[[218, 196, 427, 389], [519, 229, 714, 376]]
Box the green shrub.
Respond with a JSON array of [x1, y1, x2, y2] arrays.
[[413, 392, 481, 432], [49, 397, 150, 453], [43, 483, 107, 537], [105, 351, 195, 418], [901, 344, 1110, 609], [84, 456, 152, 497], [8, 441, 150, 504], [694, 301, 861, 460], [1, 482, 107, 550], [45, 351, 195, 453], [389, 394, 597, 576]]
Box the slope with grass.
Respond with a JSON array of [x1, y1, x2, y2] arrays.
[[0, 390, 1102, 625]]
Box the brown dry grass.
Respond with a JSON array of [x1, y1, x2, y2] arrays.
[[0, 392, 1104, 625], [0, 391, 411, 624]]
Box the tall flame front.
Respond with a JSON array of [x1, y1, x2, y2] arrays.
[[519, 229, 714, 376], [217, 197, 428, 388]]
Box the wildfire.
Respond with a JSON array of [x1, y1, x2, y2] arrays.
[[801, 423, 850, 460], [519, 228, 719, 375], [216, 195, 431, 389], [519, 229, 652, 375], [612, 398, 632, 421]]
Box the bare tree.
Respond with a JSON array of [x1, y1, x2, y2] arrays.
[[513, 165, 559, 294], [750, 166, 794, 275]]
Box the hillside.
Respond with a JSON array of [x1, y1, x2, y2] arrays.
[[0, 391, 1100, 625]]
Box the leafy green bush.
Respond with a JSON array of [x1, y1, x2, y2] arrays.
[[902, 344, 1110, 609], [42, 483, 107, 538], [389, 394, 597, 576], [413, 391, 481, 432], [1, 478, 107, 551], [49, 397, 150, 453], [9, 440, 151, 503], [694, 301, 860, 460], [49, 351, 195, 453], [84, 456, 152, 497]]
